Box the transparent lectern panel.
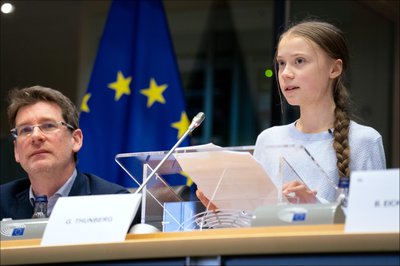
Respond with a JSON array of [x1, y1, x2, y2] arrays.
[[115, 144, 339, 232], [116, 150, 182, 187], [140, 165, 183, 230], [255, 144, 340, 203], [116, 145, 268, 231], [163, 200, 253, 231], [163, 197, 280, 232]]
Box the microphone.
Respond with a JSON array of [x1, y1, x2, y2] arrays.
[[134, 112, 205, 194], [188, 112, 205, 133]]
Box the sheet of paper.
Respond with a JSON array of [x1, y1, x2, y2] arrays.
[[345, 169, 399, 233], [41, 193, 141, 246], [176, 142, 223, 152], [174, 149, 278, 213]]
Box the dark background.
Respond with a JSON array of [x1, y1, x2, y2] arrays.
[[1, 0, 398, 184]]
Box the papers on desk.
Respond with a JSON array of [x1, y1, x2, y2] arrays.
[[174, 145, 278, 213]]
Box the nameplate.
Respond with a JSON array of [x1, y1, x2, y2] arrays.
[[41, 193, 141, 246], [345, 169, 399, 233]]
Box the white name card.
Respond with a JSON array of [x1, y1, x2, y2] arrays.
[[345, 169, 399, 233], [41, 193, 141, 246]]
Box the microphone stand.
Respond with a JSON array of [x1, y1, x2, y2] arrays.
[[134, 112, 205, 194]]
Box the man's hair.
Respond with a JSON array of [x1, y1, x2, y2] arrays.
[[7, 85, 80, 161], [7, 85, 79, 129]]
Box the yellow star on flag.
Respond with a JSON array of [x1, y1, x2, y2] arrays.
[[171, 112, 190, 139], [108, 71, 131, 101], [80, 93, 91, 113], [180, 171, 193, 187], [140, 78, 167, 108]]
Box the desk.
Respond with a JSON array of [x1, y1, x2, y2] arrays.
[[1, 224, 399, 265]]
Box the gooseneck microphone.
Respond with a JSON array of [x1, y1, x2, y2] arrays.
[[134, 112, 205, 194], [188, 112, 205, 133]]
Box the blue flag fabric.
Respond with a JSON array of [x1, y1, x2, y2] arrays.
[[78, 0, 190, 188]]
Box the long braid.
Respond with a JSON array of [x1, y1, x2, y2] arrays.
[[332, 79, 351, 178]]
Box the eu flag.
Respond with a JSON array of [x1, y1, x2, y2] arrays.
[[78, 0, 190, 188]]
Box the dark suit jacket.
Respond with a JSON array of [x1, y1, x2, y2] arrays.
[[0, 172, 130, 220]]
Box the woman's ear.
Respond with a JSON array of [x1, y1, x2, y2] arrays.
[[330, 59, 343, 79]]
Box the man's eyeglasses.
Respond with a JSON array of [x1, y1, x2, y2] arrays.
[[11, 121, 75, 139]]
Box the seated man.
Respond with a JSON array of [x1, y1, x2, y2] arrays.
[[1, 85, 130, 220]]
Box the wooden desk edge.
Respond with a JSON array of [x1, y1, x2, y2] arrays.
[[1, 224, 399, 265]]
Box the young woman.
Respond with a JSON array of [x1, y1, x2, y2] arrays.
[[253, 20, 386, 204]]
